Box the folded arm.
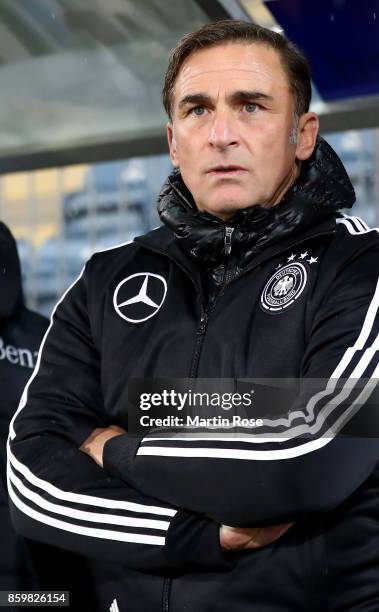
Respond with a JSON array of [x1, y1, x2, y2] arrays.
[[80, 425, 293, 550]]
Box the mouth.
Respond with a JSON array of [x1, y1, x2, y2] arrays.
[[206, 165, 248, 176]]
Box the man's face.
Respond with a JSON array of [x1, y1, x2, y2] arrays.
[[167, 42, 318, 219]]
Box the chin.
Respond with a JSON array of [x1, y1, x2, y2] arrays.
[[205, 199, 257, 219]]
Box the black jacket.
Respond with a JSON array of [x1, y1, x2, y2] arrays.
[[8, 140, 379, 611], [0, 222, 96, 610]]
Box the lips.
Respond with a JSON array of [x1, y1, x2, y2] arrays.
[[206, 165, 247, 175]]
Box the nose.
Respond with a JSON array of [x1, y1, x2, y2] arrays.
[[208, 110, 239, 150]]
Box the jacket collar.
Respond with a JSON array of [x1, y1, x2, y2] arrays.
[[152, 136, 355, 268], [135, 215, 336, 300]]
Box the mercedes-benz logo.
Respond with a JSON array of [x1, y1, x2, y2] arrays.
[[113, 273, 167, 323]]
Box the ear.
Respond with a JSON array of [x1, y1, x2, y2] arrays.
[[295, 112, 319, 161], [167, 123, 179, 167]]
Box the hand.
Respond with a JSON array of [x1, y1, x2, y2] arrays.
[[79, 425, 126, 467], [219, 522, 293, 551]]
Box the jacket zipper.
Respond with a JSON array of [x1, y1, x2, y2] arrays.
[[162, 577, 170, 612], [189, 227, 234, 379], [161, 233, 234, 612], [224, 226, 234, 256], [189, 307, 209, 378]]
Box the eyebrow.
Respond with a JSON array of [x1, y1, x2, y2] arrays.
[[178, 90, 274, 109]]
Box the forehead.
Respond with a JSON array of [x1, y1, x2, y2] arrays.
[[172, 42, 290, 103]]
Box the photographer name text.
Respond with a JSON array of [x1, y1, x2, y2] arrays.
[[140, 415, 263, 428]]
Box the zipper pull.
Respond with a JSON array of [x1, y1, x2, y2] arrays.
[[197, 310, 209, 335], [224, 226, 234, 256]]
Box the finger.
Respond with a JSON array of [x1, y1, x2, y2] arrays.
[[109, 425, 127, 434], [79, 428, 105, 451], [220, 522, 294, 551], [245, 523, 294, 549]]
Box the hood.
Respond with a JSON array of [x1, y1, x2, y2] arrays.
[[157, 136, 355, 267], [0, 222, 23, 320]]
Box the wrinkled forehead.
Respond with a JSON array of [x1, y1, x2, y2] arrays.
[[172, 42, 291, 106]]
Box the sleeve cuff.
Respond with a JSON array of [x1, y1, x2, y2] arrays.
[[103, 433, 144, 485]]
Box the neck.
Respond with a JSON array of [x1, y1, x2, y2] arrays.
[[263, 162, 301, 209]]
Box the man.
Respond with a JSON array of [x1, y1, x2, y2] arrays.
[[8, 20, 379, 611], [0, 222, 96, 610]]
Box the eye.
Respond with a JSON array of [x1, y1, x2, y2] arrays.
[[190, 106, 206, 117], [244, 102, 259, 113]]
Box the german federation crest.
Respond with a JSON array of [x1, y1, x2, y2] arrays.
[[261, 262, 307, 313]]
